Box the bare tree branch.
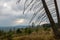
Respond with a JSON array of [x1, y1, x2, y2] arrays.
[[23, 0, 28, 14], [29, 6, 43, 23], [39, 10, 56, 25], [39, 15, 47, 24], [54, 0, 60, 28], [16, 0, 21, 4], [28, 0, 55, 24], [30, 0, 41, 11], [26, 0, 34, 9]]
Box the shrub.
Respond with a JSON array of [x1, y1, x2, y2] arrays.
[[7, 34, 12, 40], [24, 28, 32, 34], [16, 28, 22, 34]]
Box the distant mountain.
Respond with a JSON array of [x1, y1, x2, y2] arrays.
[[0, 25, 29, 32]]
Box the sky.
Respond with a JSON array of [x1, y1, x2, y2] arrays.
[[0, 0, 60, 26]]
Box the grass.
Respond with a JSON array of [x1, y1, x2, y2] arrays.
[[0, 26, 57, 40], [13, 28, 55, 40]]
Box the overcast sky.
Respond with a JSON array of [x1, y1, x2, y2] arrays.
[[0, 0, 60, 26]]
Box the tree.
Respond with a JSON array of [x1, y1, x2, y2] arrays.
[[54, 0, 60, 28], [16, 0, 60, 39], [41, 0, 60, 39]]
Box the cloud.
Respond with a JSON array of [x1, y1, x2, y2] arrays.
[[0, 0, 59, 26], [0, 0, 34, 26]]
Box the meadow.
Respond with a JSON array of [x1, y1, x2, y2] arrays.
[[0, 24, 56, 40]]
